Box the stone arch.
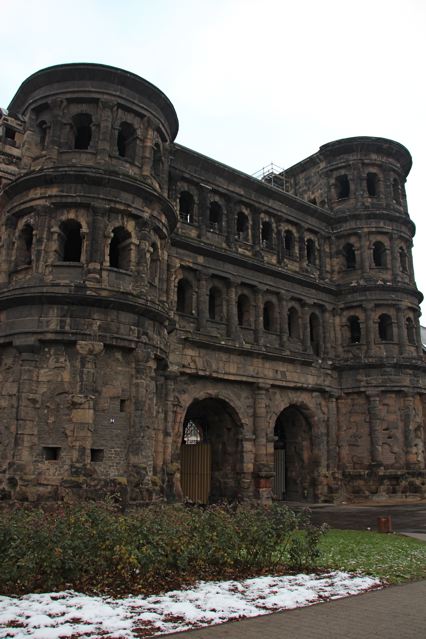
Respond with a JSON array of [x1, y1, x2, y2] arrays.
[[272, 402, 316, 501], [178, 392, 245, 503]]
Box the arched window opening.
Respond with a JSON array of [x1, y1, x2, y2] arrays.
[[343, 242, 356, 269], [348, 315, 361, 344], [392, 178, 401, 205], [263, 301, 276, 332], [284, 230, 295, 257], [335, 174, 350, 200], [236, 211, 249, 241], [117, 122, 136, 161], [72, 113, 92, 150], [399, 247, 408, 273], [153, 143, 162, 179], [183, 420, 204, 445], [149, 243, 160, 284], [179, 191, 194, 223], [37, 120, 48, 150], [378, 313, 393, 341], [288, 307, 300, 339], [237, 294, 251, 327], [309, 197, 317, 205], [309, 313, 321, 356], [109, 227, 131, 270], [373, 241, 387, 267], [16, 224, 34, 267], [209, 201, 223, 232], [306, 238, 316, 266], [208, 286, 223, 321], [59, 220, 82, 262], [366, 172, 378, 197], [406, 317, 416, 345], [176, 278, 193, 314], [261, 220, 273, 249]]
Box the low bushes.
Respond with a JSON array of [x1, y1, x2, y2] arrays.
[[0, 501, 326, 596]]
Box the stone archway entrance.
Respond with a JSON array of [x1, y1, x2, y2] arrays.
[[273, 405, 313, 501], [180, 398, 242, 503]]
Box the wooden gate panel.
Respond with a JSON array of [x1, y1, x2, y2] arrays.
[[273, 448, 286, 500], [181, 443, 211, 504]]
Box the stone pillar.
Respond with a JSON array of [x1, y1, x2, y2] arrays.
[[132, 347, 156, 475], [415, 310, 423, 357], [407, 241, 415, 285], [367, 392, 383, 466], [298, 226, 306, 265], [12, 339, 40, 466], [365, 303, 375, 356], [226, 200, 236, 249], [333, 307, 342, 358], [396, 304, 406, 356], [158, 371, 178, 474], [360, 232, 369, 277], [226, 280, 238, 339], [322, 306, 332, 358], [254, 383, 272, 500], [327, 394, 338, 471], [402, 393, 418, 469], [319, 236, 326, 279], [87, 206, 107, 282], [302, 303, 311, 352], [252, 210, 261, 254], [96, 100, 115, 163], [141, 119, 154, 177], [354, 165, 363, 207], [254, 287, 264, 346], [390, 233, 399, 283], [0, 217, 15, 285], [278, 293, 288, 350], [198, 186, 209, 240], [197, 271, 209, 332]]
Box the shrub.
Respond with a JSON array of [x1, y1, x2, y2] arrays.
[[0, 502, 326, 596]]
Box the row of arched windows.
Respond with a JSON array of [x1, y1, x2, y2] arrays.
[[14, 219, 160, 281], [347, 313, 416, 345], [334, 172, 402, 205], [342, 240, 409, 272]]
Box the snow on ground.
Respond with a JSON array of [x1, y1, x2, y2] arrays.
[[0, 572, 382, 639]]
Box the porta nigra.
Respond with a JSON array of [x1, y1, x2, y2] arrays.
[[0, 64, 425, 505]]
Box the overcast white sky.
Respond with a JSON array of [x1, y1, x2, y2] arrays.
[[1, 0, 425, 312]]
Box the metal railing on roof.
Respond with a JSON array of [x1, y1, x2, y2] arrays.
[[252, 162, 286, 190]]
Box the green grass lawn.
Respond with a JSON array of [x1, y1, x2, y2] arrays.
[[318, 529, 426, 584]]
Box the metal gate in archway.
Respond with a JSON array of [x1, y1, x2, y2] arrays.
[[181, 442, 211, 503]]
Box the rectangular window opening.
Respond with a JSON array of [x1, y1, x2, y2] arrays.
[[43, 446, 61, 461], [90, 448, 104, 462], [120, 399, 128, 413]]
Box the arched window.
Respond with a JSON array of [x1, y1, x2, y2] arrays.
[[261, 220, 273, 249], [343, 242, 356, 269], [348, 315, 361, 344], [176, 278, 193, 314], [179, 191, 194, 223], [59, 220, 82, 262], [209, 201, 223, 232], [392, 178, 401, 205], [263, 301, 276, 332], [109, 227, 131, 270], [72, 114, 92, 150], [237, 294, 251, 327], [406, 317, 416, 345], [373, 241, 387, 267], [153, 143, 162, 179], [183, 420, 204, 444], [335, 174, 350, 200], [284, 230, 295, 257], [366, 172, 378, 197], [37, 120, 48, 150], [399, 247, 408, 273], [306, 238, 316, 266], [16, 224, 34, 267], [149, 243, 160, 284], [117, 122, 136, 161], [208, 286, 223, 321], [288, 307, 300, 339], [236, 211, 249, 241], [309, 313, 321, 356], [378, 313, 393, 341]]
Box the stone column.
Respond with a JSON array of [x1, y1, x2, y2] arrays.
[[365, 303, 375, 356], [252, 210, 261, 254], [298, 226, 306, 266], [158, 371, 178, 474], [322, 306, 332, 358], [367, 392, 383, 466], [96, 100, 115, 163], [226, 280, 238, 339], [333, 307, 342, 358], [390, 233, 399, 284], [327, 394, 339, 472], [12, 339, 40, 467], [0, 217, 15, 285], [415, 310, 423, 357], [278, 293, 288, 350], [319, 236, 326, 279], [396, 304, 406, 356], [87, 206, 107, 282], [226, 199, 236, 249], [254, 383, 272, 500], [141, 119, 154, 177], [197, 271, 209, 332], [254, 287, 264, 346], [360, 232, 369, 277], [402, 393, 418, 469], [407, 241, 415, 285], [198, 186, 209, 240], [354, 165, 363, 207], [302, 303, 311, 352]]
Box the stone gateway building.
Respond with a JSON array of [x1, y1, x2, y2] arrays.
[[0, 63, 425, 505]]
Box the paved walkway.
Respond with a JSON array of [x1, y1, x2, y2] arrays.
[[163, 580, 426, 639]]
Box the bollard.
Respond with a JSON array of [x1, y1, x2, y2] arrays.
[[377, 516, 393, 533]]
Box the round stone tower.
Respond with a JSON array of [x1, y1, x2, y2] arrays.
[[0, 64, 178, 503]]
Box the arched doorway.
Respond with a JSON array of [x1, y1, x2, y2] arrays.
[[180, 398, 242, 503], [273, 405, 313, 501]]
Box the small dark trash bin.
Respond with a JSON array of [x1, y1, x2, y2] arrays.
[[377, 516, 393, 533]]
